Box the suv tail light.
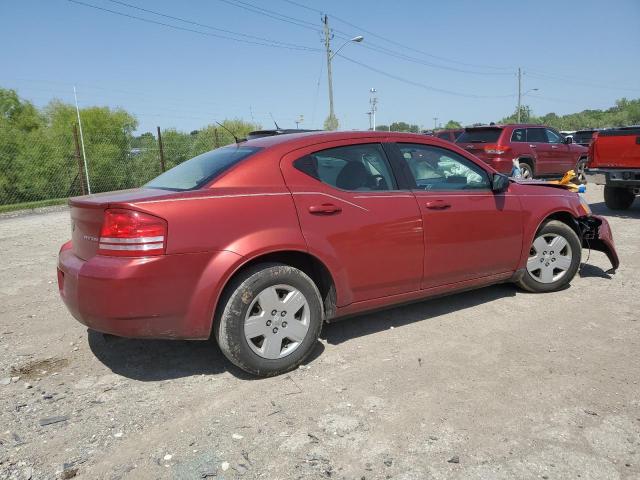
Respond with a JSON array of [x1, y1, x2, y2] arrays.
[[98, 209, 167, 257], [483, 144, 511, 155]]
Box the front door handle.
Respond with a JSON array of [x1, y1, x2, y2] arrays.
[[308, 203, 342, 215], [551, 145, 559, 149], [529, 144, 537, 148], [425, 200, 451, 210]]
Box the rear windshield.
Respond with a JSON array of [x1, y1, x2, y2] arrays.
[[456, 128, 502, 143], [145, 145, 261, 191]]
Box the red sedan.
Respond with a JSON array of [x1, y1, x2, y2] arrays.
[[58, 131, 619, 376]]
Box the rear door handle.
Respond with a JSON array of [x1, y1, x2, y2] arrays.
[[551, 145, 559, 149], [425, 200, 451, 210], [308, 203, 342, 215], [529, 144, 537, 148]]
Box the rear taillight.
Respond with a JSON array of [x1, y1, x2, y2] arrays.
[[483, 144, 511, 155], [98, 209, 167, 257]]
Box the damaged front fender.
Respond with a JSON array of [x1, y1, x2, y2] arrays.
[[578, 215, 620, 272]]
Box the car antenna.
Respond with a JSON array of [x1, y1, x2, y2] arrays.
[[269, 112, 281, 130], [215, 121, 242, 144]]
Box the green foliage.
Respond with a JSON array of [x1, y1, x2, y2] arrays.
[[324, 114, 339, 131], [375, 124, 389, 131], [0, 87, 260, 205], [389, 121, 420, 133], [444, 120, 462, 129], [499, 98, 640, 130]]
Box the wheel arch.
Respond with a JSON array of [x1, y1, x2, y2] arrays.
[[211, 249, 338, 336]]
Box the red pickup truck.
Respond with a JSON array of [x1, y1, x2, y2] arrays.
[[586, 126, 640, 210]]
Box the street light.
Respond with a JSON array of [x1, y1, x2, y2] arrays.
[[323, 14, 363, 130], [329, 35, 364, 60]]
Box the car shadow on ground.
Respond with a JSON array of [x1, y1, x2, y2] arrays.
[[579, 262, 613, 279], [87, 330, 325, 382], [590, 201, 640, 219], [322, 283, 517, 345], [88, 284, 516, 381]]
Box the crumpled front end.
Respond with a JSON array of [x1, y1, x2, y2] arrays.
[[578, 215, 620, 271]]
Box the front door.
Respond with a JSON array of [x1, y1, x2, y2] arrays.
[[391, 142, 523, 289], [280, 139, 424, 306]]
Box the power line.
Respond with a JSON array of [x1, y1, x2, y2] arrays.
[[337, 54, 515, 99], [68, 0, 320, 52], [104, 0, 314, 49], [218, 0, 511, 76], [526, 71, 640, 93], [280, 0, 513, 71]]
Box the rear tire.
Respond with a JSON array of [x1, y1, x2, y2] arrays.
[[519, 161, 534, 179], [214, 263, 323, 377], [575, 158, 587, 184], [604, 186, 635, 210], [517, 220, 581, 293]]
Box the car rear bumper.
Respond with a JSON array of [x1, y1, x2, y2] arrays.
[[579, 215, 620, 271], [57, 243, 242, 339], [585, 168, 640, 187]]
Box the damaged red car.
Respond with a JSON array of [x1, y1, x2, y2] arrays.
[[57, 131, 619, 376]]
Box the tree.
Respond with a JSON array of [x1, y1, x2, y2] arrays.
[[444, 120, 462, 129], [389, 121, 420, 133], [324, 114, 339, 131], [375, 124, 389, 131]]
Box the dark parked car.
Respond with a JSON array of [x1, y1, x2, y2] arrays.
[[574, 129, 599, 147], [433, 129, 463, 142], [456, 124, 589, 180], [58, 131, 618, 376]]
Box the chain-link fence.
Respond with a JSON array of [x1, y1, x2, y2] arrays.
[[0, 125, 236, 208]]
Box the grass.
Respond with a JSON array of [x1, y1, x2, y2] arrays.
[[0, 198, 68, 214]]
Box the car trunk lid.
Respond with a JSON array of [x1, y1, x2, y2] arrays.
[[69, 188, 176, 260], [589, 127, 640, 169]]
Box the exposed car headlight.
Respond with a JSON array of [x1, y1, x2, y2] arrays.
[[578, 194, 592, 216]]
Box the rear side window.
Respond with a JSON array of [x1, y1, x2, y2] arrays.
[[436, 132, 450, 140], [294, 144, 397, 191], [511, 128, 526, 142], [526, 128, 547, 143], [145, 146, 260, 190], [456, 128, 502, 143]]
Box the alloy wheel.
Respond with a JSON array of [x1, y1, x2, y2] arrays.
[[244, 284, 310, 359]]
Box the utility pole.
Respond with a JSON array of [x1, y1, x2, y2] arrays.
[[295, 114, 304, 129], [517, 67, 522, 123], [366, 111, 372, 130], [323, 15, 336, 130], [73, 86, 91, 194], [433, 117, 438, 130], [369, 88, 378, 131], [156, 126, 166, 172]]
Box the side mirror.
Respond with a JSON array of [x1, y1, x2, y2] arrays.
[[492, 173, 509, 193], [564, 136, 573, 144]]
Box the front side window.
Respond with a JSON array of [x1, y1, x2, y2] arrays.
[[545, 129, 563, 144], [294, 144, 397, 191], [145, 145, 261, 190], [398, 143, 490, 191], [526, 128, 547, 143]]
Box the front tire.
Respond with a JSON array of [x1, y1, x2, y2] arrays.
[[517, 220, 581, 293], [214, 263, 323, 377], [604, 186, 635, 210], [575, 158, 587, 184]]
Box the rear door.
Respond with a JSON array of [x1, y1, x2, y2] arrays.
[[280, 139, 424, 306], [391, 142, 523, 289]]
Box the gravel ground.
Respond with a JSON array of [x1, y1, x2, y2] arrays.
[[1, 185, 639, 480]]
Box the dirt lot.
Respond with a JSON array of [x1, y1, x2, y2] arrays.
[[1, 185, 639, 480]]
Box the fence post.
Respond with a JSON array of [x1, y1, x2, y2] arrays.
[[213, 128, 221, 148], [72, 124, 87, 195], [157, 126, 166, 172]]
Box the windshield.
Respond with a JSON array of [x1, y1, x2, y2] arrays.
[[145, 145, 261, 190], [456, 128, 502, 143]]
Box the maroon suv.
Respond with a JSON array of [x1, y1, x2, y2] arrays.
[[456, 124, 588, 179]]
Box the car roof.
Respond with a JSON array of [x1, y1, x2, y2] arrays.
[[240, 130, 433, 149], [464, 124, 548, 129]]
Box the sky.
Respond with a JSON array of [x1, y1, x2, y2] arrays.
[[1, 0, 639, 134]]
